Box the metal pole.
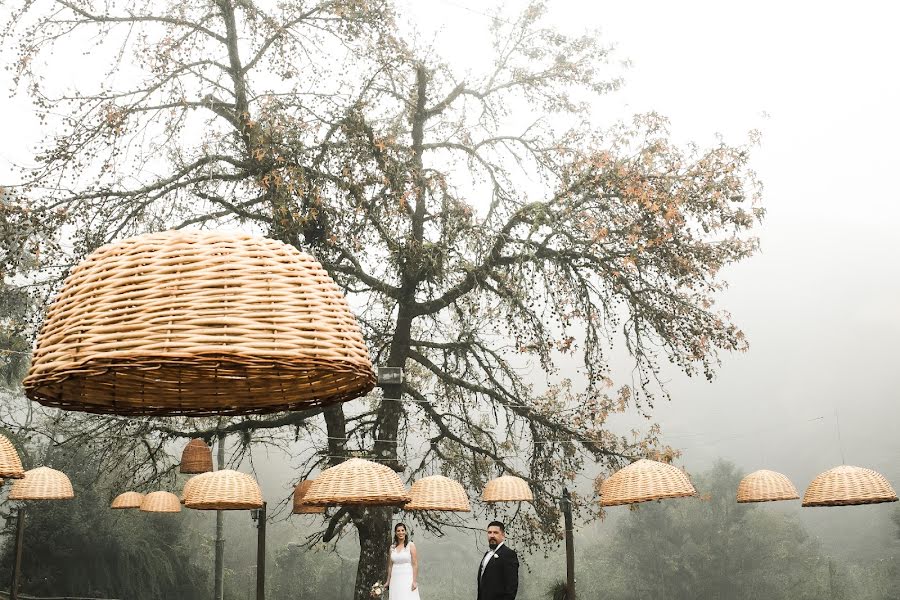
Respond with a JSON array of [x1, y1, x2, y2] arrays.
[[561, 488, 576, 600], [9, 506, 25, 600], [256, 502, 267, 600], [214, 434, 226, 600]]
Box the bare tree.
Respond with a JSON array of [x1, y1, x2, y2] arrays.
[[1, 2, 762, 598]]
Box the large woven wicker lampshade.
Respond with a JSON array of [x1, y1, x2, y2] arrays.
[[802, 465, 898, 507], [0, 434, 25, 479], [293, 480, 326, 514], [111, 491, 145, 509], [180, 439, 213, 474], [23, 230, 376, 416], [480, 476, 533, 503], [183, 470, 263, 510], [140, 491, 182, 513], [406, 475, 471, 511], [304, 458, 410, 506], [737, 470, 800, 503], [8, 467, 74, 500], [599, 459, 696, 506]]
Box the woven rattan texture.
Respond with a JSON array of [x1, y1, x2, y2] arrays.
[[24, 230, 376, 416], [293, 480, 326, 514], [480, 476, 533, 503], [304, 458, 410, 506], [736, 470, 800, 503], [599, 459, 696, 506], [140, 491, 182, 512], [9, 467, 75, 500], [802, 465, 898, 507], [111, 491, 145, 509], [180, 439, 213, 474], [0, 434, 25, 479], [183, 469, 263, 510], [406, 475, 471, 511]]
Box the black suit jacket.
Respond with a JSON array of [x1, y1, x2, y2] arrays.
[[477, 544, 519, 600]]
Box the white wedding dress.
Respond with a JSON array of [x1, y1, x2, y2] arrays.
[[389, 544, 421, 600]]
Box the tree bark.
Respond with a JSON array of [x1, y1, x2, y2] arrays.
[[353, 506, 392, 600]]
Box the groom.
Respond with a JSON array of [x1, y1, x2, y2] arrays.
[[477, 521, 519, 600]]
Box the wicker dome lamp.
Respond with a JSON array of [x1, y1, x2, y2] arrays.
[[140, 491, 182, 513], [802, 466, 898, 507], [7, 466, 75, 598], [111, 491, 145, 509], [24, 230, 376, 416], [599, 459, 697, 506], [8, 466, 74, 501], [0, 434, 25, 479], [406, 475, 471, 512], [183, 470, 263, 511], [304, 458, 411, 506], [480, 475, 533, 503], [293, 480, 326, 515], [182, 469, 267, 598], [180, 439, 214, 474], [736, 470, 800, 503]]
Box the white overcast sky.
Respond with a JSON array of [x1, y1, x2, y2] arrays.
[[1, 0, 898, 542]]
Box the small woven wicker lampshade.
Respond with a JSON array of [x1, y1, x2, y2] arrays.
[[480, 476, 533, 503], [180, 439, 213, 474], [0, 434, 25, 479], [8, 467, 74, 500], [406, 475, 471, 511], [304, 458, 411, 506], [293, 480, 326, 514], [183, 470, 263, 510], [24, 230, 376, 416], [599, 459, 696, 506], [802, 465, 898, 507], [737, 470, 800, 503], [140, 491, 182, 513], [111, 491, 145, 509]]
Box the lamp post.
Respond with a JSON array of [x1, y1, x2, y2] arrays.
[[9, 507, 25, 600], [559, 488, 575, 600], [251, 502, 267, 600]]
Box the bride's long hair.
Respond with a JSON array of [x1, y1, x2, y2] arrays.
[[393, 522, 411, 548]]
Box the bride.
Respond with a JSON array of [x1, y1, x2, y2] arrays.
[[385, 522, 420, 600]]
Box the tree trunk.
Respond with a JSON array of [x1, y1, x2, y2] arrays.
[[353, 507, 392, 600]]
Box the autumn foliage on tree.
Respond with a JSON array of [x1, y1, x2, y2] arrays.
[[1, 1, 762, 598]]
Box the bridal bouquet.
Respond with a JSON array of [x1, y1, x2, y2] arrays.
[[370, 581, 385, 598]]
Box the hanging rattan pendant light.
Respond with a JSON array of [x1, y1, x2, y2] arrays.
[[480, 475, 533, 503], [0, 434, 25, 479], [8, 467, 74, 500], [180, 439, 213, 474], [111, 491, 145, 509], [303, 458, 411, 506], [736, 470, 800, 503], [406, 475, 471, 511], [140, 491, 182, 513], [183, 470, 263, 510], [802, 465, 898, 507], [292, 480, 326, 514], [24, 230, 376, 416], [599, 459, 696, 506]]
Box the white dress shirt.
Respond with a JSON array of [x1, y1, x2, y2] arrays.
[[480, 541, 505, 579]]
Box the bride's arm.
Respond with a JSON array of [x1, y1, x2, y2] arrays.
[[386, 546, 393, 588], [410, 543, 419, 590]]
